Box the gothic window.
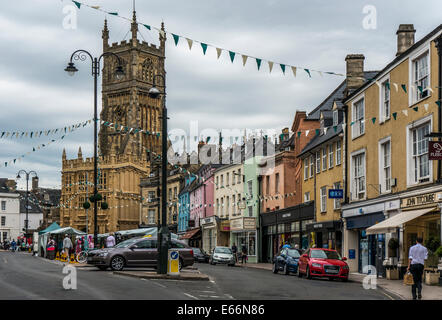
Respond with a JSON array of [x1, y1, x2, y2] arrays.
[[141, 58, 153, 82]]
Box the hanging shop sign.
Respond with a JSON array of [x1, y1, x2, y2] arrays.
[[328, 189, 343, 199], [429, 141, 442, 160]]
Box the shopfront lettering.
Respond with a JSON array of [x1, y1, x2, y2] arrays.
[[403, 193, 435, 208]]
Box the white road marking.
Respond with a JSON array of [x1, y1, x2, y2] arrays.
[[3, 258, 7, 264], [209, 296, 220, 298], [184, 293, 199, 300], [200, 290, 216, 293], [225, 294, 235, 300], [148, 280, 167, 288]]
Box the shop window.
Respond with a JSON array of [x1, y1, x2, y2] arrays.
[[291, 222, 299, 232]]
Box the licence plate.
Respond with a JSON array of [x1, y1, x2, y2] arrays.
[[325, 268, 339, 274]]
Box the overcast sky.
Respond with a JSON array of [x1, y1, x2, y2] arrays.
[[1, 0, 441, 190]]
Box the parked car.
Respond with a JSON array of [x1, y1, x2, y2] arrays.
[[272, 248, 301, 275], [297, 248, 349, 281], [192, 247, 209, 263], [86, 236, 194, 271], [209, 246, 235, 266]]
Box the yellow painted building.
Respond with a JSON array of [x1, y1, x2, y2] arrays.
[[342, 24, 442, 275]]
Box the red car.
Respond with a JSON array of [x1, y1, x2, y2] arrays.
[[297, 248, 349, 281]]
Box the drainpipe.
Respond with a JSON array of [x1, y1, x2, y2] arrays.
[[257, 175, 263, 262], [435, 36, 442, 255]]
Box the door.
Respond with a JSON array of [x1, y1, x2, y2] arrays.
[[126, 239, 156, 266]]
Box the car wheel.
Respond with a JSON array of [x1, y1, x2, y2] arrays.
[[297, 266, 302, 278], [110, 256, 125, 271], [97, 266, 107, 271], [342, 277, 348, 282], [283, 264, 289, 275], [272, 263, 278, 274], [179, 258, 183, 271], [306, 266, 312, 279]]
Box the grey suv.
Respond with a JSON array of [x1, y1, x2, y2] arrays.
[[87, 237, 194, 271]]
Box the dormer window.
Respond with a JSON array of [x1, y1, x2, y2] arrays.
[[333, 110, 338, 126]]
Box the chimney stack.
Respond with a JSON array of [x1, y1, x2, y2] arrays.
[[345, 54, 365, 96], [396, 24, 416, 56], [32, 176, 39, 192]]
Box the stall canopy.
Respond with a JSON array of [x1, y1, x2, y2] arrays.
[[48, 226, 86, 236], [179, 228, 200, 240], [38, 222, 60, 235], [115, 227, 178, 239], [366, 208, 436, 235]]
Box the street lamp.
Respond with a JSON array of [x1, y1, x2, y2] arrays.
[[65, 49, 124, 248], [16, 170, 38, 238], [148, 74, 170, 274]]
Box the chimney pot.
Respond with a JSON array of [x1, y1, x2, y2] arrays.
[[396, 24, 416, 56]]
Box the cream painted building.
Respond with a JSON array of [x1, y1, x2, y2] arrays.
[[342, 24, 442, 276]]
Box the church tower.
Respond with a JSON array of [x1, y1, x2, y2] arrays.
[[99, 9, 166, 158]]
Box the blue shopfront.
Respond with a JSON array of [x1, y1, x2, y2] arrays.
[[345, 212, 386, 275]]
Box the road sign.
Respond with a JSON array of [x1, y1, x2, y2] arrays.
[[328, 189, 343, 199], [168, 249, 180, 276]]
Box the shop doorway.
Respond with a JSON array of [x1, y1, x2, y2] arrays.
[[358, 230, 377, 274]]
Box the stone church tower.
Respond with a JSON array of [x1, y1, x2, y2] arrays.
[[60, 11, 166, 234]]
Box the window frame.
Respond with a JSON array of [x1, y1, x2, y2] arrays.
[[379, 74, 391, 123], [329, 143, 334, 169], [378, 136, 392, 194], [336, 140, 342, 166], [316, 151, 321, 173], [322, 147, 327, 172], [409, 47, 431, 106], [304, 158, 309, 180], [333, 182, 341, 209], [351, 94, 365, 139], [309, 155, 314, 178], [320, 186, 327, 213], [351, 149, 366, 201]]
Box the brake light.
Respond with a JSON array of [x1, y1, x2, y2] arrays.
[[190, 249, 193, 256]]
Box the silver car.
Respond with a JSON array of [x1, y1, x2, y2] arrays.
[[209, 246, 235, 266]]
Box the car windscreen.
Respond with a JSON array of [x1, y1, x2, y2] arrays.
[[114, 238, 138, 248], [310, 250, 341, 260], [287, 249, 300, 258], [214, 247, 232, 254], [192, 248, 201, 254]]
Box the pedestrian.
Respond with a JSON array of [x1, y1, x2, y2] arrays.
[[231, 243, 238, 262], [63, 234, 73, 264], [282, 241, 291, 249], [75, 236, 82, 256], [294, 244, 301, 254], [241, 244, 248, 264], [11, 239, 17, 252], [407, 237, 428, 300], [106, 233, 116, 248]]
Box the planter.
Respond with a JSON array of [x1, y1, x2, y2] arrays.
[[425, 271, 440, 286], [386, 268, 399, 280]]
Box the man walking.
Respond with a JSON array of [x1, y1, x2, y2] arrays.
[[63, 234, 73, 264], [106, 233, 116, 248], [407, 237, 428, 300]]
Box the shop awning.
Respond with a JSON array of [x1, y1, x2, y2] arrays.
[[366, 208, 436, 235], [180, 228, 200, 240]]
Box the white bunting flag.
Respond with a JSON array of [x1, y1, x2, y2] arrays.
[[216, 48, 222, 59], [393, 83, 399, 92], [268, 61, 274, 73], [402, 109, 408, 117], [305, 130, 310, 137], [318, 71, 323, 77], [186, 38, 193, 50], [291, 66, 297, 77], [242, 55, 248, 66], [375, 81, 381, 89], [424, 104, 429, 112]]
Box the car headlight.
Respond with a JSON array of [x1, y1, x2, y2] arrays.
[[311, 263, 322, 268], [98, 252, 108, 257], [213, 255, 219, 259]]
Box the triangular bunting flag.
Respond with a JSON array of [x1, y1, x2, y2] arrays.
[[242, 55, 248, 66], [200, 43, 208, 55], [392, 83, 398, 92], [280, 64, 286, 74], [144, 24, 151, 30], [392, 112, 397, 120], [256, 58, 262, 70], [304, 69, 311, 77], [413, 106, 419, 112], [186, 38, 193, 50], [372, 117, 376, 124], [305, 130, 310, 137], [109, 12, 118, 16], [171, 34, 179, 46], [401, 84, 407, 93], [424, 104, 429, 112], [229, 51, 235, 63], [436, 101, 441, 108], [402, 110, 408, 117], [315, 129, 320, 136], [291, 66, 297, 77], [72, 1, 81, 9], [216, 48, 222, 59], [268, 61, 274, 73]]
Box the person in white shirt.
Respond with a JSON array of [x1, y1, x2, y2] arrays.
[[407, 237, 428, 300], [106, 233, 116, 248], [63, 234, 73, 264]]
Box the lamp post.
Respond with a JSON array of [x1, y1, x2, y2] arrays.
[[148, 73, 170, 274], [16, 170, 38, 238], [65, 50, 124, 248]]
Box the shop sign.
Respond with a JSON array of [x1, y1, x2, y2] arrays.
[[282, 213, 291, 218], [328, 189, 343, 199], [220, 220, 230, 231], [230, 218, 243, 231], [384, 200, 400, 211], [243, 217, 256, 230], [313, 223, 323, 229], [429, 141, 442, 160], [349, 249, 356, 259], [200, 216, 215, 226], [401, 193, 437, 208]]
